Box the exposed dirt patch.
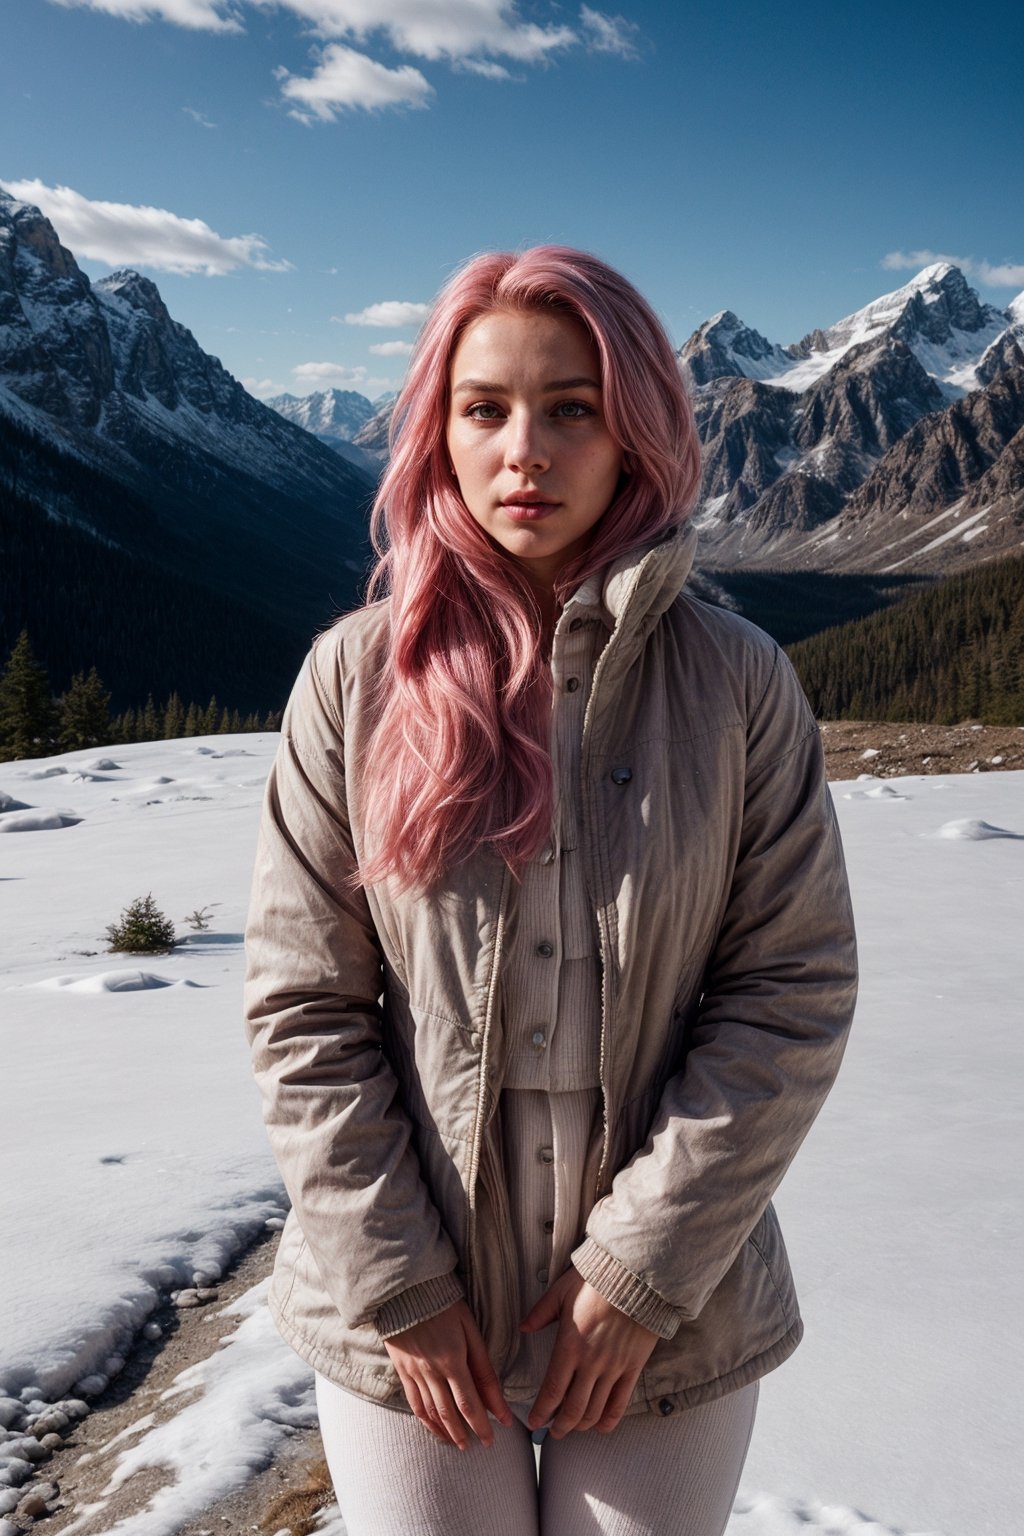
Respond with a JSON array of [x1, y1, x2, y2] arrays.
[[4, 1233, 334, 1536], [819, 719, 1024, 781]]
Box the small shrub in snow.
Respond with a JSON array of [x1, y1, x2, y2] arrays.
[[105, 894, 177, 955], [184, 905, 213, 931]]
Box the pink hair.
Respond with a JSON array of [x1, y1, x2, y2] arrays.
[[351, 245, 702, 894]]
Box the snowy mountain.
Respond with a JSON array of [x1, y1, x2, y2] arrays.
[[266, 387, 382, 473], [0, 189, 376, 706], [682, 264, 1024, 572]]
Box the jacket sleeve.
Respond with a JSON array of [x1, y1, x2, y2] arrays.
[[571, 642, 858, 1337], [243, 632, 464, 1334]]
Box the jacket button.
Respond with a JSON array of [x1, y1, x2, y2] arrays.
[[542, 1218, 554, 1234], [658, 1398, 675, 1416], [538, 1146, 554, 1165], [610, 766, 633, 785], [566, 676, 580, 692], [536, 941, 554, 958]]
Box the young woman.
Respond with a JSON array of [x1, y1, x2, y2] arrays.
[[243, 245, 858, 1535]]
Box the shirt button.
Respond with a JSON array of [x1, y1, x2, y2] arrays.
[[537, 1268, 549, 1284], [538, 1146, 554, 1165], [542, 1218, 554, 1234], [659, 1398, 675, 1416], [610, 766, 633, 785], [531, 1028, 547, 1050], [536, 941, 554, 958], [566, 676, 580, 692]]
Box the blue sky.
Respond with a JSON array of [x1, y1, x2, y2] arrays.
[[2, 0, 1021, 403]]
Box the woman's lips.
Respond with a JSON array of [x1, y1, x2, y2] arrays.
[[500, 499, 560, 521]]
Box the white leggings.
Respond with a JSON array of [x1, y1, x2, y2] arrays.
[[314, 1371, 759, 1536]]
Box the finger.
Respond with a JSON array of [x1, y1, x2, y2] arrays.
[[572, 1371, 616, 1433], [549, 1370, 598, 1439], [594, 1373, 637, 1434], [527, 1342, 577, 1431], [448, 1368, 495, 1449], [465, 1329, 514, 1428], [404, 1376, 447, 1443], [519, 1286, 561, 1333], [426, 1377, 471, 1451]]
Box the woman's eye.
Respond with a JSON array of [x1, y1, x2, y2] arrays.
[[554, 400, 596, 418], [466, 401, 502, 419]]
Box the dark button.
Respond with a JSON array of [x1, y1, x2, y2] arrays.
[[530, 1028, 547, 1050], [537, 1267, 549, 1284], [566, 676, 580, 692], [542, 1218, 554, 1234], [536, 941, 554, 958], [610, 766, 633, 785], [538, 1147, 554, 1165], [568, 617, 584, 632], [658, 1398, 675, 1416]]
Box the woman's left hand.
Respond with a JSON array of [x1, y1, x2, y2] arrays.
[[519, 1268, 660, 1436]]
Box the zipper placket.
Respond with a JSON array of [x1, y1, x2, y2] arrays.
[[464, 861, 514, 1362]]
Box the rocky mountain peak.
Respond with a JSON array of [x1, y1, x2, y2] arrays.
[[94, 269, 174, 327]]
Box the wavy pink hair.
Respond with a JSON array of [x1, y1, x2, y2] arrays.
[[352, 245, 701, 894]]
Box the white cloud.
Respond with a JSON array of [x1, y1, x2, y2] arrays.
[[241, 375, 281, 397], [456, 57, 513, 79], [259, 0, 575, 64], [579, 5, 639, 57], [882, 248, 1024, 289], [183, 106, 218, 127], [48, 0, 242, 32], [292, 361, 396, 391], [368, 339, 414, 355], [340, 300, 429, 326], [275, 43, 433, 118], [0, 178, 292, 276]]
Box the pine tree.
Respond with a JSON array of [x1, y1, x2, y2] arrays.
[[59, 666, 112, 752], [0, 629, 61, 761], [141, 692, 159, 741], [105, 892, 177, 954], [163, 691, 186, 741]]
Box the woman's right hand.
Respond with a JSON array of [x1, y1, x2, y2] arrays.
[[382, 1299, 514, 1450]]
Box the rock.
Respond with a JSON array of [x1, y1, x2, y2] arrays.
[[173, 1290, 201, 1308], [58, 1400, 89, 1420], [73, 1374, 108, 1397], [992, 755, 1004, 764], [265, 1216, 286, 1231], [0, 1517, 20, 1536], [6, 1436, 46, 1463], [103, 1355, 125, 1378], [0, 1490, 20, 1515], [38, 1434, 63, 1452], [195, 1287, 220, 1302], [17, 1481, 58, 1517], [143, 1322, 162, 1341], [0, 1401, 22, 1430]]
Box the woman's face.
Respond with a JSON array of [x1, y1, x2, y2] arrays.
[[446, 308, 624, 590]]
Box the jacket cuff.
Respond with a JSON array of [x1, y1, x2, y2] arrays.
[[373, 1271, 466, 1339], [571, 1238, 683, 1340]]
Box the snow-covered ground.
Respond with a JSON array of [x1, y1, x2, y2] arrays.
[[1, 736, 1021, 1534]]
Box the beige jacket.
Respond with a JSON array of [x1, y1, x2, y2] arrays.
[[242, 519, 858, 1415]]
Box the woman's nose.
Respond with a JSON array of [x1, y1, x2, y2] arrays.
[[504, 411, 549, 475]]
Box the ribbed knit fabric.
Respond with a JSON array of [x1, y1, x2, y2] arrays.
[[314, 1368, 759, 1536]]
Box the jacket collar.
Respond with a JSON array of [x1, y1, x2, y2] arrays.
[[562, 518, 699, 640]]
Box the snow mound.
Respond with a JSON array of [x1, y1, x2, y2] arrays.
[[81, 758, 122, 770], [18, 765, 68, 779], [933, 817, 1023, 840], [0, 809, 82, 832], [33, 971, 203, 993], [0, 791, 32, 812], [729, 1492, 945, 1535], [843, 785, 907, 801], [71, 771, 116, 783]]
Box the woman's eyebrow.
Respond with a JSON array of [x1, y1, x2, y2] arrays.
[[452, 376, 601, 394]]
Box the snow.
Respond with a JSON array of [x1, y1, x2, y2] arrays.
[[3, 738, 1023, 1534], [880, 503, 992, 571]]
